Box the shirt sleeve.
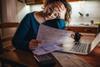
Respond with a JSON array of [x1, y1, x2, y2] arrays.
[[43, 19, 66, 29], [12, 13, 32, 51], [57, 19, 66, 29]]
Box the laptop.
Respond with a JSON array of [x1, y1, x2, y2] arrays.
[[59, 33, 100, 55]]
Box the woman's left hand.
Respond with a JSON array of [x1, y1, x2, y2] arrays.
[[54, 2, 66, 19], [29, 39, 41, 49]]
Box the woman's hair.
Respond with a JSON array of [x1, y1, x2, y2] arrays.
[[43, 0, 72, 22]]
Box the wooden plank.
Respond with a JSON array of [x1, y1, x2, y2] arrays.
[[65, 26, 98, 33], [0, 23, 19, 28], [52, 52, 92, 67]]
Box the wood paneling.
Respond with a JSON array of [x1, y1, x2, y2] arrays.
[[66, 26, 98, 34], [67, 0, 80, 2], [18, 0, 43, 5], [1, 0, 17, 22], [0, 23, 19, 28], [18, 0, 80, 5], [25, 0, 43, 5]]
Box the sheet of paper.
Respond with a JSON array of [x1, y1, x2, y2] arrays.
[[32, 24, 74, 55], [32, 45, 62, 55], [37, 24, 74, 46]]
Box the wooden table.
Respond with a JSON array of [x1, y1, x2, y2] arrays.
[[1, 46, 100, 67], [2, 50, 61, 67], [78, 46, 100, 67], [1, 34, 100, 67]]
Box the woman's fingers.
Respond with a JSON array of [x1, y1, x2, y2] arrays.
[[29, 39, 42, 49], [54, 2, 65, 11], [43, 1, 66, 20], [31, 40, 41, 43]]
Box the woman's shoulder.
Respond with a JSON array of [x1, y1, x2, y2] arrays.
[[23, 11, 37, 20], [25, 11, 35, 16]]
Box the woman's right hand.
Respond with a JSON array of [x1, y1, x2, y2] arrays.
[[29, 39, 41, 49]]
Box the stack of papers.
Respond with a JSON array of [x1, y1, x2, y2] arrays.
[[32, 24, 74, 55]]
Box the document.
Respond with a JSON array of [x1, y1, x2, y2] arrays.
[[33, 44, 62, 55], [32, 24, 74, 55], [37, 24, 73, 46]]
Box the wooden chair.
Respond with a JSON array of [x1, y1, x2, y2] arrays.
[[0, 23, 19, 43], [0, 23, 27, 67], [0, 23, 19, 50]]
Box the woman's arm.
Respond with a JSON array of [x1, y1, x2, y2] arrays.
[[12, 13, 32, 51]]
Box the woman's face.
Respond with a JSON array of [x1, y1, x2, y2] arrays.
[[43, 2, 66, 19]]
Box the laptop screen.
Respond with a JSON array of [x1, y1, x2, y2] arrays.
[[90, 33, 100, 51]]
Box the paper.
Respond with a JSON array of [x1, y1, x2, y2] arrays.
[[33, 44, 62, 55], [32, 24, 74, 55], [37, 24, 74, 46]]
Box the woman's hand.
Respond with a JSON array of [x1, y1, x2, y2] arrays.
[[43, 1, 66, 21], [44, 2, 66, 20], [29, 39, 41, 49], [54, 2, 66, 19]]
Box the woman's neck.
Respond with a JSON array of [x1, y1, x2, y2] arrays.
[[34, 11, 46, 24]]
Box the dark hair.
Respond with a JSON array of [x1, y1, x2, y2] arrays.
[[44, 0, 72, 22]]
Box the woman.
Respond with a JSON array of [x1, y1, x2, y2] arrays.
[[12, 0, 71, 51]]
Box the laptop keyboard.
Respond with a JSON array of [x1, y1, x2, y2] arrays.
[[70, 42, 88, 53]]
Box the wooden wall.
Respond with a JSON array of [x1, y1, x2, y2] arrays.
[[1, 0, 17, 22]]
